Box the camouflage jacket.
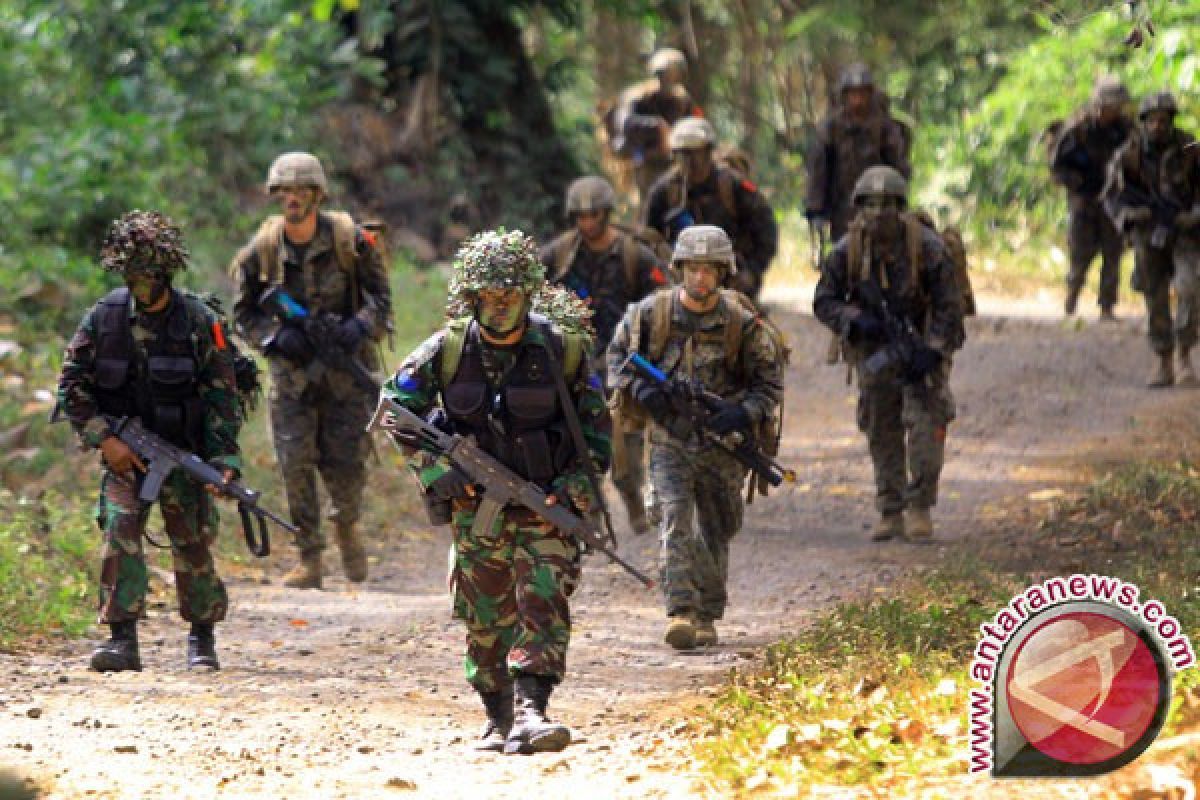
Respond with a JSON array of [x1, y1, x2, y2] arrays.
[[613, 79, 697, 157], [1103, 126, 1200, 234], [1051, 109, 1133, 201], [805, 107, 911, 238], [57, 288, 242, 473], [813, 226, 965, 358], [607, 288, 783, 448]]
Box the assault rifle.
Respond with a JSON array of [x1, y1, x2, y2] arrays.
[[259, 287, 380, 393], [1115, 185, 1183, 250], [854, 279, 935, 387], [368, 397, 655, 589], [621, 353, 795, 488], [101, 415, 294, 557]]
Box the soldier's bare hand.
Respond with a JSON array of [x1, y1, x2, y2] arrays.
[[205, 469, 235, 498], [99, 436, 146, 476]]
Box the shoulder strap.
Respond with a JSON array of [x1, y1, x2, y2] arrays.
[[647, 289, 674, 361], [619, 231, 640, 291], [440, 317, 472, 388], [253, 216, 286, 285], [549, 230, 582, 282], [717, 168, 736, 218], [562, 327, 584, 380], [904, 212, 924, 293], [95, 288, 133, 359], [718, 290, 754, 371], [847, 219, 865, 287]]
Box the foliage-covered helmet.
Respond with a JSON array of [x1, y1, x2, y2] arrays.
[[671, 224, 737, 275], [1091, 76, 1131, 107], [1139, 91, 1178, 118], [837, 63, 875, 94], [565, 176, 616, 216], [669, 117, 716, 151], [100, 210, 189, 277], [852, 166, 909, 207], [448, 228, 544, 305], [648, 47, 687, 79], [266, 152, 329, 194]]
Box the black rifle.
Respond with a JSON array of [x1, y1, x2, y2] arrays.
[[259, 287, 379, 393], [854, 279, 933, 386], [101, 415, 294, 557], [369, 397, 655, 589], [1116, 184, 1183, 250], [621, 353, 795, 488]]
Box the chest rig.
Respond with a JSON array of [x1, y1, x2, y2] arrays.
[[92, 288, 205, 452], [439, 316, 572, 485]]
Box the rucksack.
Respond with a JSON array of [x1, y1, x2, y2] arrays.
[[197, 292, 263, 416], [546, 223, 672, 291], [437, 316, 587, 392]]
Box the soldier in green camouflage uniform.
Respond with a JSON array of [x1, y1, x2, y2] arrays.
[[383, 229, 611, 754], [813, 167, 965, 542], [57, 210, 242, 672], [608, 225, 783, 651], [231, 152, 393, 588]]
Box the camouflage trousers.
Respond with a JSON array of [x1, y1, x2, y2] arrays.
[[95, 469, 227, 625], [649, 441, 746, 620], [1133, 233, 1200, 355], [1067, 198, 1124, 309], [856, 360, 956, 515], [450, 502, 581, 694], [611, 427, 648, 525], [269, 366, 373, 555]]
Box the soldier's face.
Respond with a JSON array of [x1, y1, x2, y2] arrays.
[[859, 196, 902, 240], [674, 148, 712, 181], [125, 268, 169, 310], [574, 210, 608, 241], [1096, 102, 1124, 125], [656, 66, 683, 88], [681, 261, 721, 302], [843, 87, 873, 116], [476, 287, 527, 336], [277, 186, 320, 224], [1143, 111, 1172, 143]]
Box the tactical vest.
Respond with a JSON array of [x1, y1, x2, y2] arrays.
[[438, 314, 578, 485], [92, 288, 206, 452]]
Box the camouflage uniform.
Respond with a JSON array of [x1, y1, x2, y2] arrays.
[[1051, 79, 1133, 314], [611, 48, 700, 197]]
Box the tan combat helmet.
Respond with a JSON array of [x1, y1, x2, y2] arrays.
[[565, 176, 617, 216], [851, 165, 909, 208], [265, 152, 329, 195], [1139, 91, 1178, 118], [837, 62, 875, 94], [669, 117, 716, 151], [1092, 76, 1131, 108], [648, 47, 688, 82], [671, 224, 737, 275]]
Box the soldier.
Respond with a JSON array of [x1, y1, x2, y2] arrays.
[[231, 152, 393, 588], [642, 117, 779, 300], [1051, 77, 1134, 318], [610, 47, 700, 199], [813, 167, 965, 542], [608, 225, 783, 651], [57, 210, 242, 672], [540, 175, 668, 536], [383, 229, 611, 754], [805, 63, 912, 244], [1104, 92, 1200, 387]]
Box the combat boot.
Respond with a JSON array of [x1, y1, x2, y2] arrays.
[[692, 615, 718, 647], [628, 509, 653, 537], [1064, 285, 1081, 316], [281, 551, 323, 589], [1100, 305, 1118, 322], [504, 675, 571, 755], [1179, 349, 1199, 387], [1148, 353, 1175, 388], [334, 525, 368, 583], [664, 614, 696, 650], [474, 685, 514, 752], [871, 512, 904, 542], [904, 508, 934, 541], [89, 620, 142, 673], [187, 623, 219, 671]]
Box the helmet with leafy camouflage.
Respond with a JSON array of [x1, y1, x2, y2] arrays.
[[1139, 91, 1178, 118], [669, 117, 716, 151], [266, 152, 329, 195], [100, 210, 189, 278], [648, 47, 687, 80], [565, 176, 616, 216], [852, 166, 909, 207], [837, 63, 875, 94], [671, 224, 737, 275], [1092, 76, 1131, 108], [448, 228, 544, 309]]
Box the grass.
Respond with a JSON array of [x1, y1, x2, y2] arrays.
[[691, 461, 1200, 795]]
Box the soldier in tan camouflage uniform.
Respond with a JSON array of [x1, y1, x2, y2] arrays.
[[813, 167, 965, 542], [231, 152, 392, 588], [608, 226, 783, 651]]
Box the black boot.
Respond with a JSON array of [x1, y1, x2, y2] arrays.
[[187, 623, 220, 671], [473, 685, 514, 752], [89, 621, 142, 673], [504, 674, 570, 755]]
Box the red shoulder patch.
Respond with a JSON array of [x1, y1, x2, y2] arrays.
[[692, 107, 705, 118], [650, 267, 667, 286], [361, 229, 378, 248], [211, 321, 228, 351], [741, 179, 758, 193]]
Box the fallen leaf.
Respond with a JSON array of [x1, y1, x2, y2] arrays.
[[764, 724, 791, 753], [289, 619, 310, 628]]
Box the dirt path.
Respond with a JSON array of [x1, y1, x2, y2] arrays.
[[0, 289, 1185, 799]]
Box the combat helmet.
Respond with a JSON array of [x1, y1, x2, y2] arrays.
[[565, 176, 616, 217], [648, 47, 687, 81], [100, 210, 189, 278], [448, 228, 545, 309], [1139, 91, 1178, 118], [1091, 76, 1131, 107], [669, 117, 717, 151], [837, 63, 875, 94], [671, 224, 737, 275], [851, 166, 909, 208], [265, 152, 329, 195]]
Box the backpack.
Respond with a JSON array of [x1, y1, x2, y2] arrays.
[[546, 224, 672, 291], [437, 316, 587, 392], [196, 292, 263, 417]]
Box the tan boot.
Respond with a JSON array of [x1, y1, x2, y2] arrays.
[[335, 525, 368, 583], [871, 512, 904, 542], [692, 616, 718, 647], [1179, 349, 1199, 387], [904, 508, 934, 541], [664, 616, 696, 651], [1148, 353, 1175, 388], [281, 552, 323, 589]]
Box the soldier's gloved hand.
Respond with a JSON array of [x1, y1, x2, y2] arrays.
[[635, 383, 673, 424], [908, 345, 943, 381], [708, 401, 751, 435], [427, 467, 474, 501], [271, 326, 313, 364], [1176, 208, 1200, 229], [847, 312, 884, 343], [1125, 207, 1153, 225], [333, 316, 367, 350]]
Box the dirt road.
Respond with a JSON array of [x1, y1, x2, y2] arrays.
[[0, 292, 1183, 799]]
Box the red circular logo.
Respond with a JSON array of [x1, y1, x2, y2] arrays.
[[1006, 611, 1162, 765]]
